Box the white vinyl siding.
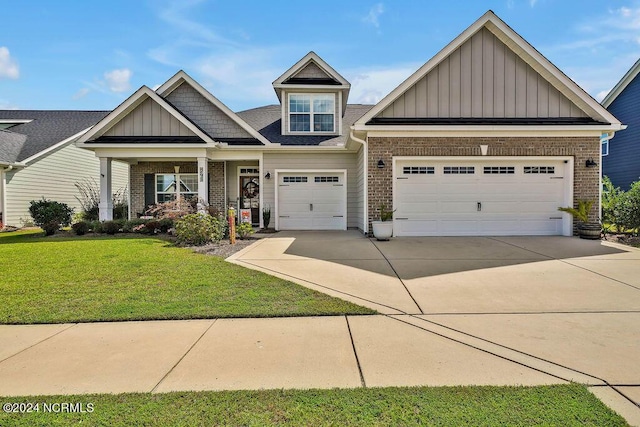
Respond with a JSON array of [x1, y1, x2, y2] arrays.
[[355, 145, 365, 232], [263, 152, 359, 229], [4, 144, 128, 226]]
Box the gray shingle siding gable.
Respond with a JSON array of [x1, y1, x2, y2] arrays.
[[604, 73, 640, 190], [166, 83, 254, 140]]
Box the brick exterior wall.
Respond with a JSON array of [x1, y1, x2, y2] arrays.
[[367, 136, 600, 234], [130, 161, 225, 216]]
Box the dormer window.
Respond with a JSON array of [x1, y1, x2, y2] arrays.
[[289, 94, 335, 132]]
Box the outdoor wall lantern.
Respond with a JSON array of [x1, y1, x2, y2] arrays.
[[377, 159, 385, 169], [585, 158, 598, 168], [264, 171, 271, 179]]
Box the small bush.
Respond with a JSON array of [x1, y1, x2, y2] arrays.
[[89, 221, 103, 233], [29, 198, 74, 236], [71, 221, 90, 236], [102, 220, 121, 235], [619, 181, 640, 233], [145, 220, 161, 234], [159, 218, 174, 233], [122, 219, 146, 233], [237, 222, 255, 239], [175, 213, 226, 246], [146, 197, 196, 220]]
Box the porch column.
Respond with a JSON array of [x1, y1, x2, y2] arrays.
[[197, 157, 208, 213], [98, 157, 113, 221]]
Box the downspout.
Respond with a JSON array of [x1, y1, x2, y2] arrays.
[[599, 131, 618, 222], [350, 130, 368, 235]]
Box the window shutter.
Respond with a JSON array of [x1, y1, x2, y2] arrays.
[[144, 174, 155, 210]]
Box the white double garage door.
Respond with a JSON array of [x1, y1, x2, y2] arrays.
[[394, 157, 573, 236], [276, 170, 347, 230]]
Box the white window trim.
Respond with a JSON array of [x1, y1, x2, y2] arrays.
[[155, 173, 198, 203], [287, 93, 336, 134], [601, 139, 609, 156]]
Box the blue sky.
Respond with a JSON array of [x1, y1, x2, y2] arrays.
[[1, 0, 639, 112]]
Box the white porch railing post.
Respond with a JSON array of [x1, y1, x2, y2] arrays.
[[197, 157, 209, 213], [98, 157, 113, 221]]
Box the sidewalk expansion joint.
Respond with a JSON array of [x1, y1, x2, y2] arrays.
[[150, 319, 217, 393], [387, 314, 601, 385], [345, 316, 366, 388], [611, 385, 640, 409], [370, 239, 425, 314], [0, 323, 78, 365]]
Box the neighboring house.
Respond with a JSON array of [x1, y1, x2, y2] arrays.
[[601, 58, 640, 190], [73, 10, 621, 236], [0, 111, 129, 228]]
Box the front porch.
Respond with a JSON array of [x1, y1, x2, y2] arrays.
[[97, 155, 264, 228]]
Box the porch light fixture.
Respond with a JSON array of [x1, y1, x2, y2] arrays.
[[264, 172, 271, 179], [377, 159, 385, 169], [585, 158, 598, 168]]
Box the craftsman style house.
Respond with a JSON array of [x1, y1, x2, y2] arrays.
[[71, 11, 621, 236]]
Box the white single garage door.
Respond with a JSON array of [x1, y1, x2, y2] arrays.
[[277, 171, 347, 230], [394, 158, 571, 236]]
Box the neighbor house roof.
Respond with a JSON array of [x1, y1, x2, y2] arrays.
[[0, 110, 108, 163], [238, 104, 373, 146], [601, 58, 640, 108]]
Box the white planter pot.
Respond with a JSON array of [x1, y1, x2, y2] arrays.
[[372, 221, 393, 241]]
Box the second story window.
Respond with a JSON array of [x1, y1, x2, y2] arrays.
[[289, 94, 335, 132]]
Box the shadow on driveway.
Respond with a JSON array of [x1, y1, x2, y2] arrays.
[[283, 231, 627, 280]]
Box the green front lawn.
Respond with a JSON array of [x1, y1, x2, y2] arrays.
[[0, 230, 374, 324], [0, 385, 627, 426]]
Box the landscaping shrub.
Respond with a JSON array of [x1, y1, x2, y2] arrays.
[[146, 197, 196, 220], [102, 220, 121, 235], [28, 198, 74, 236], [602, 176, 625, 234], [237, 222, 255, 239], [175, 213, 226, 246], [159, 218, 174, 233], [71, 221, 90, 236], [121, 219, 147, 233], [74, 179, 128, 220], [144, 220, 161, 234], [619, 180, 640, 233], [89, 220, 103, 233]]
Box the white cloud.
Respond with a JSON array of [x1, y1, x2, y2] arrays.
[[363, 3, 385, 28], [0, 47, 19, 79], [530, 0, 538, 7], [104, 68, 132, 93], [596, 89, 611, 101], [345, 64, 418, 105], [72, 88, 90, 100]]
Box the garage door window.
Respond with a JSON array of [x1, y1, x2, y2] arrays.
[[483, 166, 515, 174], [403, 166, 434, 175], [443, 166, 475, 174], [283, 176, 308, 183], [524, 166, 555, 174], [314, 176, 339, 183]]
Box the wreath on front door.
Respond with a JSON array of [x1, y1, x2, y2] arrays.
[[243, 180, 259, 198]]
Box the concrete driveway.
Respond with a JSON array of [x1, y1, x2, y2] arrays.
[[229, 231, 640, 422]]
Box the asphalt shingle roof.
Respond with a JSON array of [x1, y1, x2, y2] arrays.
[[0, 110, 108, 162], [0, 130, 27, 163], [237, 104, 374, 146]]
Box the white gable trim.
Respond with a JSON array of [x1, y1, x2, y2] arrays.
[[77, 86, 214, 144], [272, 51, 350, 87], [356, 10, 622, 128], [156, 71, 272, 146], [601, 58, 640, 108]]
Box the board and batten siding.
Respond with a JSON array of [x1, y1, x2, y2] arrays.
[[263, 152, 359, 229], [104, 97, 196, 137], [379, 27, 587, 119], [4, 144, 128, 226]]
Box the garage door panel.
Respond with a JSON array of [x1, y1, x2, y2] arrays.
[[278, 172, 346, 231], [394, 159, 568, 236]]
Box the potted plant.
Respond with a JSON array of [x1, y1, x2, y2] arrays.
[[262, 206, 271, 229], [372, 204, 395, 241], [558, 200, 601, 240]]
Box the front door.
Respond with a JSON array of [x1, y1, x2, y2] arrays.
[[239, 175, 260, 225]]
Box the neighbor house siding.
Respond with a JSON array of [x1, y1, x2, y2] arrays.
[[104, 97, 196, 137], [603, 72, 640, 190], [262, 151, 359, 229], [166, 83, 253, 139], [4, 144, 129, 226], [129, 161, 225, 216], [367, 136, 600, 233], [355, 145, 365, 232], [379, 28, 587, 119]]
